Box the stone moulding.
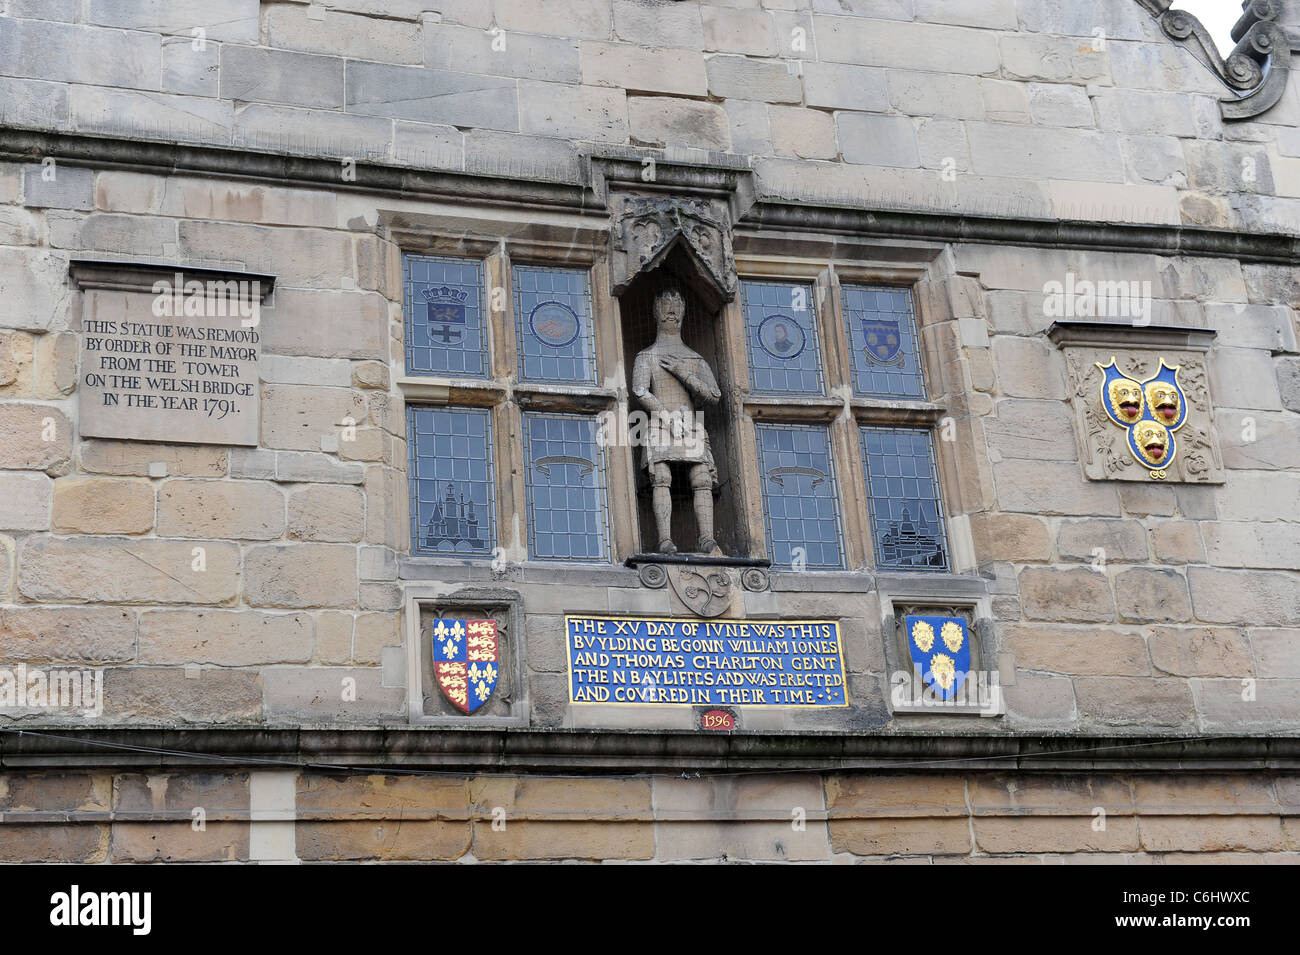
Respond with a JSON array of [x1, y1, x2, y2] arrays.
[[1138, 0, 1296, 119], [68, 258, 277, 298]]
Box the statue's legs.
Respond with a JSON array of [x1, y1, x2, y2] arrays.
[[690, 464, 718, 555], [651, 463, 675, 554]]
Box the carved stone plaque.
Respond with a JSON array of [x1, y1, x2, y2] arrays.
[[1063, 347, 1224, 484]]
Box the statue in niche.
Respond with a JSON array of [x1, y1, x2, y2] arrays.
[[631, 287, 722, 556]]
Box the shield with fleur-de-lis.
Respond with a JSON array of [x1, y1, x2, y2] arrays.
[[432, 618, 499, 714], [904, 614, 971, 701]]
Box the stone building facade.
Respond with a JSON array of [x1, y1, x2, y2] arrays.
[[0, 0, 1298, 863]]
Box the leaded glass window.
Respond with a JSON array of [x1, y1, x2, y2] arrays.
[[523, 413, 609, 561], [741, 279, 825, 396], [841, 284, 925, 398], [514, 265, 597, 384], [404, 255, 487, 378], [408, 406, 495, 557], [755, 423, 844, 569], [860, 427, 949, 571]]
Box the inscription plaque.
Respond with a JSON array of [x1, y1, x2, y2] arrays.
[[77, 281, 261, 446], [567, 615, 848, 707]]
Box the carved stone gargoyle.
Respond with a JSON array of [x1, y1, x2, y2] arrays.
[[610, 195, 737, 309]]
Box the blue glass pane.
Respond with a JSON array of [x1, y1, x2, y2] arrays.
[[842, 284, 925, 399], [514, 265, 596, 384], [742, 280, 825, 396], [860, 427, 949, 571], [755, 423, 844, 569], [404, 255, 487, 378], [407, 406, 495, 557], [523, 413, 609, 561]]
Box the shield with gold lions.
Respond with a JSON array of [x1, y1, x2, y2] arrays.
[[432, 618, 499, 714], [904, 614, 971, 701]]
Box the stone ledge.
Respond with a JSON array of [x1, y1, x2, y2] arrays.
[[68, 258, 277, 298], [1047, 321, 1218, 352], [3, 726, 1299, 773]]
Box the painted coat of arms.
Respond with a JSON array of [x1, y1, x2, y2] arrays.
[[432, 618, 499, 714], [861, 318, 903, 365], [1095, 358, 1187, 480], [421, 285, 468, 345], [904, 614, 970, 701]]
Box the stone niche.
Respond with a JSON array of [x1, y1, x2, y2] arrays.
[[69, 260, 273, 447], [1050, 321, 1225, 484]]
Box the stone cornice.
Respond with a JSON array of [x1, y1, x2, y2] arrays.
[[1137, 0, 1297, 119], [1047, 321, 1219, 351], [2, 727, 1299, 773], [68, 258, 276, 298], [3, 128, 1299, 265]]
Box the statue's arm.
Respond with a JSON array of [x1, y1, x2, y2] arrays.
[[631, 353, 665, 414], [684, 358, 721, 405]]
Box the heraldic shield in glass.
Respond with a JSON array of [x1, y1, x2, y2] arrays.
[[905, 614, 970, 701], [432, 619, 499, 714], [1095, 358, 1187, 477]]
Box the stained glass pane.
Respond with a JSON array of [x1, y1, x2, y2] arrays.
[[514, 265, 596, 384], [404, 255, 487, 378], [755, 423, 844, 569], [523, 413, 609, 561], [407, 406, 495, 557], [860, 427, 949, 571], [841, 284, 925, 399], [742, 280, 825, 396]]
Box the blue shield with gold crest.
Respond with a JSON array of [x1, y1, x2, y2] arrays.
[[422, 286, 468, 346], [1095, 358, 1186, 473], [432, 618, 499, 714], [904, 614, 971, 701], [861, 318, 903, 365]]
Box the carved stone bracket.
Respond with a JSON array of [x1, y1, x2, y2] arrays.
[[1137, 0, 1296, 120], [630, 555, 770, 619], [610, 194, 737, 309]]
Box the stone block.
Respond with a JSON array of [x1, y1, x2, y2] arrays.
[[353, 612, 399, 664], [19, 538, 240, 605], [111, 822, 247, 863], [176, 221, 352, 288], [831, 817, 971, 857], [87, 0, 259, 43], [103, 667, 262, 722], [1139, 817, 1285, 853], [706, 54, 801, 103], [464, 130, 578, 179], [287, 484, 365, 542], [157, 480, 285, 541], [261, 385, 369, 452], [1117, 483, 1176, 517], [79, 439, 226, 478], [395, 122, 464, 170], [263, 290, 388, 361], [582, 42, 705, 96], [0, 76, 69, 131], [628, 96, 728, 151], [1028, 83, 1095, 127], [975, 816, 1139, 854], [315, 611, 353, 665], [430, 23, 581, 84], [494, 0, 612, 40], [51, 477, 153, 534], [162, 36, 218, 96], [654, 775, 828, 861], [70, 87, 233, 143], [0, 826, 105, 863], [0, 18, 159, 89], [817, 18, 999, 74], [263, 667, 404, 722], [518, 82, 626, 142], [1113, 568, 1191, 624], [1188, 568, 1300, 627], [1151, 521, 1206, 564], [968, 512, 1052, 562], [993, 459, 1120, 516], [1018, 567, 1115, 622], [887, 71, 983, 120], [969, 773, 1133, 813], [837, 112, 919, 167], [968, 123, 1124, 182], [22, 164, 92, 211], [244, 543, 358, 609], [1202, 522, 1300, 571], [1002, 624, 1149, 676], [221, 45, 343, 109], [266, 4, 423, 63], [770, 106, 836, 160], [0, 472, 52, 532], [346, 61, 517, 131], [802, 62, 888, 112], [990, 337, 1068, 399], [297, 820, 467, 861], [0, 404, 71, 474], [275, 452, 365, 485], [1148, 627, 1253, 678], [139, 609, 312, 665], [234, 104, 392, 160], [1252, 630, 1300, 679], [612, 0, 704, 47], [1215, 472, 1300, 523], [1074, 677, 1194, 727], [1056, 519, 1148, 563], [701, 6, 777, 55], [916, 118, 970, 172], [984, 400, 1076, 460], [0, 606, 136, 664]]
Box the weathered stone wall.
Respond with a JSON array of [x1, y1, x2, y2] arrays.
[[0, 1, 1296, 230], [2, 768, 1297, 863]]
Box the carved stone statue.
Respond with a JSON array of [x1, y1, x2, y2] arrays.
[[631, 288, 722, 555]]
